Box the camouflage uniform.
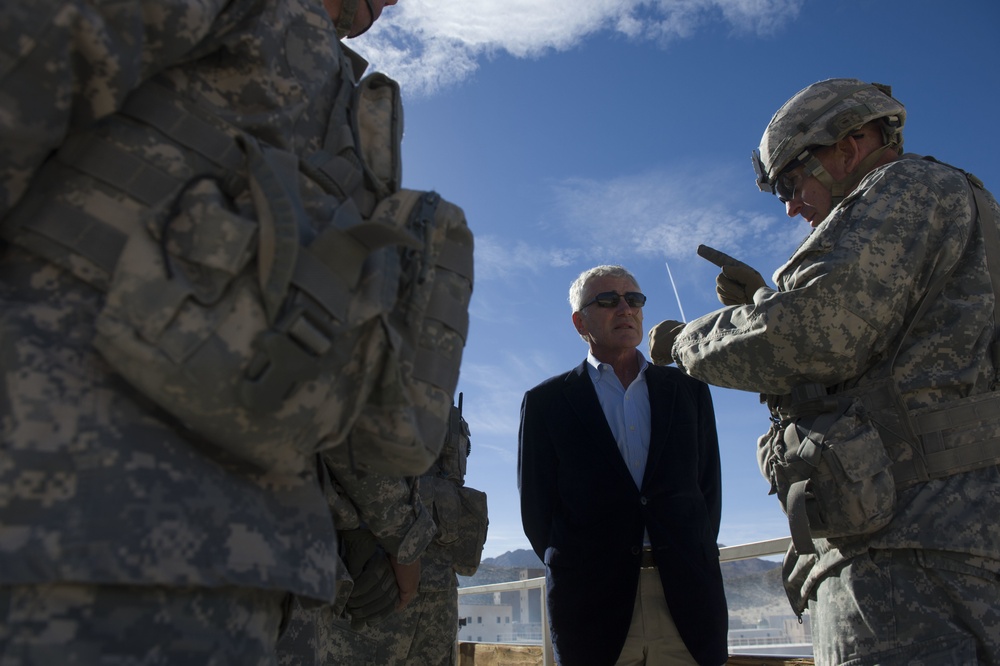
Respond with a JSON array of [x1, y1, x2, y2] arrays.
[[674, 155, 1000, 664], [276, 440, 437, 666], [326, 408, 488, 666], [0, 0, 383, 661]]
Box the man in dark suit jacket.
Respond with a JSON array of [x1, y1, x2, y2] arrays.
[[518, 264, 728, 666]]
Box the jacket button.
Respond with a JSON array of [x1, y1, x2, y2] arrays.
[[640, 496, 648, 505], [631, 546, 640, 555]]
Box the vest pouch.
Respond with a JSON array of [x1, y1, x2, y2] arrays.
[[450, 485, 489, 576], [92, 169, 393, 476], [763, 397, 896, 553], [345, 190, 474, 476]]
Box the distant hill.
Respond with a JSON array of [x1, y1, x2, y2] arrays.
[[458, 548, 790, 621], [481, 549, 543, 569]]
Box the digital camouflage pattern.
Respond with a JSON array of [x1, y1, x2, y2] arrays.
[[674, 154, 1000, 660], [0, 0, 377, 623], [1, 0, 436, 479], [755, 78, 906, 189], [322, 443, 435, 569], [275, 440, 438, 665], [325, 407, 488, 665], [0, 583, 286, 666], [810, 550, 1000, 664], [326, 587, 459, 666]]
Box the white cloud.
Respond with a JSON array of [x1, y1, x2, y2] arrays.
[[351, 0, 803, 95], [469, 164, 799, 282], [473, 235, 583, 282]]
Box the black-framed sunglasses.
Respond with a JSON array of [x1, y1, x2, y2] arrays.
[[582, 291, 647, 309]]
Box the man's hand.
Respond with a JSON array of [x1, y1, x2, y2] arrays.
[[389, 555, 421, 610], [697, 244, 766, 306], [340, 529, 399, 627], [648, 319, 685, 365]]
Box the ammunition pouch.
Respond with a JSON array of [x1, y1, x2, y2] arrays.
[[762, 380, 1000, 556]]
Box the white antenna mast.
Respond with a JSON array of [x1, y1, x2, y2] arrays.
[[664, 259, 686, 323]]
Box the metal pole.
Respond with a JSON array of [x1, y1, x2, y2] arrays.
[[541, 579, 554, 666]]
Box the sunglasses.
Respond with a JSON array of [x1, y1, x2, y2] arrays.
[[775, 169, 799, 203], [582, 291, 647, 309]]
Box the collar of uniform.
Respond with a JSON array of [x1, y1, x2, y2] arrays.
[[339, 42, 370, 81]]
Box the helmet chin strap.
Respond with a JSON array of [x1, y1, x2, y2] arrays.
[[335, 0, 376, 38], [351, 0, 378, 36], [801, 143, 898, 208]]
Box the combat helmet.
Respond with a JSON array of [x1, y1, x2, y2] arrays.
[[752, 78, 905, 205]]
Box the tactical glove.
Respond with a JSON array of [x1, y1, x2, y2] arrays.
[[697, 244, 766, 306], [340, 529, 399, 628], [648, 319, 685, 365]]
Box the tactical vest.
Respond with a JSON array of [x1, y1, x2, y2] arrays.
[[423, 398, 488, 576], [0, 53, 473, 477], [760, 166, 1000, 556]]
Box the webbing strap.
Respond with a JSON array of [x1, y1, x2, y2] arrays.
[[436, 237, 474, 281], [58, 133, 179, 206], [912, 390, 1000, 435], [893, 438, 1000, 488], [121, 83, 244, 173], [12, 198, 127, 275], [301, 149, 363, 201], [890, 390, 1000, 487], [423, 278, 470, 340], [412, 347, 461, 393], [785, 481, 815, 555], [242, 138, 302, 323]]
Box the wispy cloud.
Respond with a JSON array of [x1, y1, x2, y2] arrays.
[[352, 0, 803, 95], [471, 164, 803, 282]]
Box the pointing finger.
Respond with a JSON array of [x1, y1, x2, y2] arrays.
[[697, 244, 747, 269]]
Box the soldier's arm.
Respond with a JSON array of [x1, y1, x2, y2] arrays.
[[322, 444, 435, 565]]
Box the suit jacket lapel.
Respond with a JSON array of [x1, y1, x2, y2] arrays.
[[562, 361, 638, 490]]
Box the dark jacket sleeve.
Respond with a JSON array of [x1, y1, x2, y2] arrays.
[[518, 385, 557, 561], [695, 378, 723, 542]]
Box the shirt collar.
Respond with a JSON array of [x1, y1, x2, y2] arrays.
[[585, 349, 648, 379]]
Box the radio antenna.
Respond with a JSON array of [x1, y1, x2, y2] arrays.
[[665, 259, 687, 323]]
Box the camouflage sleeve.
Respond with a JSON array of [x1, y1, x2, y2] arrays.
[[674, 159, 974, 395], [322, 446, 435, 565], [0, 0, 232, 215]]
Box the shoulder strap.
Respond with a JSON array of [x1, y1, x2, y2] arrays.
[[966, 173, 1000, 384]]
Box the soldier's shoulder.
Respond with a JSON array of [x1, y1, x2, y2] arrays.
[[884, 154, 972, 192]]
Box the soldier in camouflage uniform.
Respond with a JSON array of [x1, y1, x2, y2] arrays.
[[276, 439, 436, 666], [650, 79, 1000, 665], [325, 403, 488, 666], [0, 0, 400, 663]]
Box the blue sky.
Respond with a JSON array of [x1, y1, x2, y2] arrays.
[[352, 0, 1000, 558]]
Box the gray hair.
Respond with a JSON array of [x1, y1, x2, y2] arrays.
[[568, 265, 641, 312]]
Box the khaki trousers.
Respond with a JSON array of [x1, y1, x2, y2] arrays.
[[615, 568, 698, 666]]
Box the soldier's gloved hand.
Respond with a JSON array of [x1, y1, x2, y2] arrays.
[[697, 244, 766, 306], [340, 529, 399, 628], [648, 319, 685, 365], [389, 555, 421, 610]]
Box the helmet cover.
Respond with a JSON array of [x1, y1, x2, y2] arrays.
[[753, 78, 906, 193]]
